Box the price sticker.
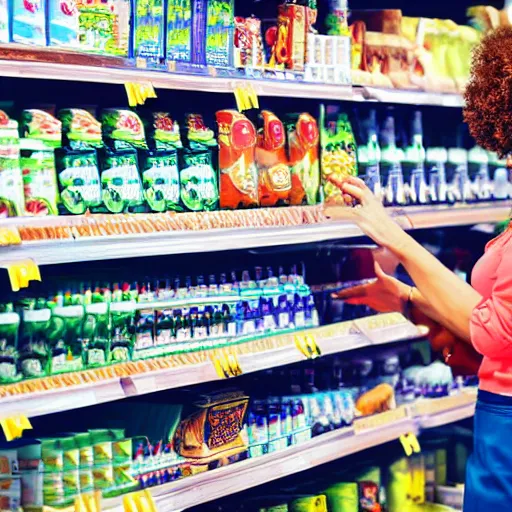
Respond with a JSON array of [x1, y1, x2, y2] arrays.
[[399, 432, 421, 457], [0, 227, 21, 246], [0, 415, 32, 441], [210, 348, 242, 379], [353, 406, 409, 434], [123, 489, 157, 512], [124, 82, 157, 107], [294, 333, 321, 360], [0, 258, 41, 292]]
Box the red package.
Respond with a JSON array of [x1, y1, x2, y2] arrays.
[[256, 110, 292, 207], [216, 110, 259, 209]]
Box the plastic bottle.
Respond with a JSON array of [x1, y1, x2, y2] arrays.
[[468, 147, 492, 201], [380, 110, 406, 206], [357, 109, 382, 199], [403, 111, 428, 204], [425, 147, 448, 203]]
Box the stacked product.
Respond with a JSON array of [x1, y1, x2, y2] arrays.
[[0, 265, 319, 384]]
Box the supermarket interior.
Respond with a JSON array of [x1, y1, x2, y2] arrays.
[[0, 0, 511, 510]]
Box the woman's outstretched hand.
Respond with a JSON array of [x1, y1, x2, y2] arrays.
[[325, 176, 411, 257], [332, 260, 411, 314]]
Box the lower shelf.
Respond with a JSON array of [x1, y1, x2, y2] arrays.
[[103, 390, 477, 512]]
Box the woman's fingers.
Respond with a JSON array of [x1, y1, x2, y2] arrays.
[[344, 176, 368, 189], [331, 283, 370, 300], [373, 261, 387, 280], [340, 182, 366, 202]]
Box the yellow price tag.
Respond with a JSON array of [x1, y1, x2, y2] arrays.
[[124, 83, 157, 107], [0, 415, 32, 441], [210, 348, 242, 379], [123, 490, 157, 512], [0, 227, 21, 246], [294, 333, 321, 359], [0, 258, 41, 292], [399, 432, 421, 457], [233, 83, 258, 112]]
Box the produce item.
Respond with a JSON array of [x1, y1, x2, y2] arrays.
[[234, 16, 265, 68], [174, 390, 249, 465], [402, 111, 428, 205], [0, 310, 21, 384], [179, 114, 219, 211], [139, 112, 181, 212], [133, 0, 165, 67], [320, 105, 357, 205], [166, 0, 192, 64], [216, 110, 258, 209], [12, 0, 47, 45], [0, 0, 9, 42], [205, 0, 234, 68], [56, 109, 102, 215], [76, 0, 131, 56], [256, 110, 292, 207], [99, 109, 144, 213], [20, 109, 61, 216], [0, 112, 24, 218], [286, 113, 320, 205], [48, 0, 79, 47]]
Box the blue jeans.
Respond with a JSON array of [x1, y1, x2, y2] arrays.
[[464, 390, 512, 511]]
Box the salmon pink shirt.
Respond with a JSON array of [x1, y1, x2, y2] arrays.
[[471, 224, 512, 395]]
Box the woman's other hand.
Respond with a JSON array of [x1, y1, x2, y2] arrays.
[[332, 260, 411, 314], [325, 176, 412, 256]]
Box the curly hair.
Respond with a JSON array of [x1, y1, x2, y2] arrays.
[[464, 26, 512, 157]]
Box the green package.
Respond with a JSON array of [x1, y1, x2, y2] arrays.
[[20, 109, 61, 216], [319, 105, 358, 205], [74, 432, 94, 494], [83, 301, 110, 368], [0, 310, 21, 384], [19, 308, 51, 379], [290, 495, 328, 512], [323, 483, 359, 512], [47, 305, 85, 374], [109, 301, 136, 363], [56, 109, 103, 214], [0, 111, 24, 217], [99, 109, 145, 213]]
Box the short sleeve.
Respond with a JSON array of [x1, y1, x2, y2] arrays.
[[471, 236, 512, 358]]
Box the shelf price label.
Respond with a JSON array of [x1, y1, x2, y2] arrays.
[[353, 406, 409, 434], [233, 83, 259, 112], [0, 258, 41, 292], [123, 489, 157, 512], [210, 348, 243, 379], [399, 432, 421, 457], [75, 491, 102, 512], [0, 226, 21, 246], [124, 82, 157, 107], [0, 415, 32, 441], [294, 333, 321, 360], [413, 392, 476, 417]]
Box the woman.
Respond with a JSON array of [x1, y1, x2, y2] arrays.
[[326, 27, 512, 512]]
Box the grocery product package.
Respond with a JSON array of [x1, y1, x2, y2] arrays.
[[12, 0, 47, 45], [216, 110, 258, 209], [0, 309, 21, 384], [133, 0, 165, 68], [48, 0, 80, 48], [319, 105, 358, 205]]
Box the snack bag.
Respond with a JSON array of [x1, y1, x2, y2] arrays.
[[0, 309, 21, 384], [99, 109, 144, 213], [320, 105, 358, 205], [216, 110, 258, 209], [57, 109, 102, 214], [0, 112, 24, 218], [179, 114, 219, 211], [256, 110, 292, 207], [20, 109, 61, 216], [286, 113, 320, 205], [18, 306, 51, 379], [234, 16, 265, 68], [205, 0, 235, 68], [139, 112, 181, 212], [166, 0, 192, 64]]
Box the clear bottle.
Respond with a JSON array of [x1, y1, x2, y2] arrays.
[[446, 148, 471, 203], [468, 147, 492, 201], [425, 147, 448, 204], [380, 110, 406, 206], [357, 109, 382, 199], [403, 111, 428, 205]]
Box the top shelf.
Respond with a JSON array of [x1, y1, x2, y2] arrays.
[[0, 48, 464, 107]]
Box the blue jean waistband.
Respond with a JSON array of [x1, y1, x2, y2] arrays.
[[478, 389, 512, 406]]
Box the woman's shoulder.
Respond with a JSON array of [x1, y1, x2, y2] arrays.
[[485, 222, 512, 253]]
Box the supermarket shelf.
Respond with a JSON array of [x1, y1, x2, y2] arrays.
[[0, 54, 466, 106], [415, 391, 478, 429], [0, 316, 425, 420], [0, 203, 509, 266], [104, 419, 416, 512], [102, 392, 477, 512]]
